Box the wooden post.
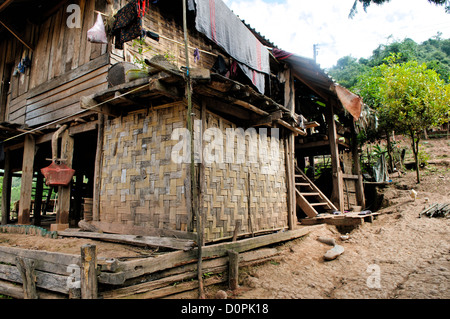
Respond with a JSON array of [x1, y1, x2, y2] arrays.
[[33, 173, 43, 226], [53, 130, 74, 230], [1, 149, 12, 225], [93, 114, 104, 222], [351, 122, 366, 209], [80, 244, 98, 299], [227, 250, 239, 290], [308, 155, 315, 180], [285, 132, 296, 229], [18, 135, 35, 225], [326, 103, 344, 213], [15, 257, 38, 299]]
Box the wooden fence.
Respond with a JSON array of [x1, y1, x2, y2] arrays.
[[0, 228, 309, 299]]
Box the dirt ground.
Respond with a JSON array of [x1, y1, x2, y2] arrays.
[[0, 138, 449, 299], [230, 138, 450, 299]]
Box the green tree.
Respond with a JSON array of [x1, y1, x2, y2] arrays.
[[354, 55, 450, 183], [349, 0, 450, 18]]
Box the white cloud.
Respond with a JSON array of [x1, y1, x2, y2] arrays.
[[223, 0, 450, 68]]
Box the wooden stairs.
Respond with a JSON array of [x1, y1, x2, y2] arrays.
[[295, 167, 337, 218]]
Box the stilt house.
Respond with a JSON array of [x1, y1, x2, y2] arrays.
[[0, 0, 366, 243]]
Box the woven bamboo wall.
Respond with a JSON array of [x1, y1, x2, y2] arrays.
[[99, 104, 288, 242], [201, 111, 288, 241], [99, 104, 189, 232]]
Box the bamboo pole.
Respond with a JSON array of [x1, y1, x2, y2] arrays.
[[182, 0, 205, 299]]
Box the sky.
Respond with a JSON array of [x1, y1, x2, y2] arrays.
[[222, 0, 450, 69]]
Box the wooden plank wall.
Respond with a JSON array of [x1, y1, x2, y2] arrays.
[[112, 1, 218, 72], [1, 0, 110, 127]]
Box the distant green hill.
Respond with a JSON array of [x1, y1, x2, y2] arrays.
[[328, 35, 450, 89]]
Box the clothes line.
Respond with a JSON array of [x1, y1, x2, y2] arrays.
[[94, 10, 109, 17], [157, 34, 218, 57]]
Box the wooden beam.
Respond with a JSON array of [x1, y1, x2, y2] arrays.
[[277, 119, 307, 136], [0, 19, 34, 51], [233, 100, 269, 116], [18, 135, 35, 225], [80, 95, 120, 117], [250, 110, 283, 127], [0, 0, 14, 13], [149, 78, 182, 100]]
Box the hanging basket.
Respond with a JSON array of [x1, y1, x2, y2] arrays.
[[41, 162, 75, 186]]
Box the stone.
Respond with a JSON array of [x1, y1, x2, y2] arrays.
[[324, 245, 345, 261]]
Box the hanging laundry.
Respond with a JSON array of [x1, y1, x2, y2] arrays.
[[112, 0, 148, 50], [87, 13, 108, 44], [229, 60, 238, 78], [191, 0, 270, 94], [194, 48, 200, 63], [211, 55, 228, 76]]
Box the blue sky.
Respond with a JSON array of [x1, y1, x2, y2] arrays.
[[223, 0, 450, 69]]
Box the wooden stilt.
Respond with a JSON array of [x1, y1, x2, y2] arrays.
[[326, 103, 344, 213], [1, 149, 12, 225], [53, 130, 74, 230], [285, 132, 296, 229], [93, 114, 104, 222], [18, 135, 35, 225], [351, 122, 366, 209], [33, 173, 43, 226]]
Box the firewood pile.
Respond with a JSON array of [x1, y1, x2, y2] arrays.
[[419, 203, 450, 218]]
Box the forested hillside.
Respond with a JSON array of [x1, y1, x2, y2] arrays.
[[328, 35, 450, 88]]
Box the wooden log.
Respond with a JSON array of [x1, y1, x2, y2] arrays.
[[80, 244, 98, 299], [113, 228, 309, 282], [78, 220, 101, 232], [58, 231, 196, 251], [0, 263, 69, 294], [227, 250, 239, 290], [100, 247, 280, 299], [0, 278, 66, 299], [0, 246, 80, 275], [15, 257, 38, 299]]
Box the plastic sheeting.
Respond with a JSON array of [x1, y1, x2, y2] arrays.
[[335, 84, 362, 120]]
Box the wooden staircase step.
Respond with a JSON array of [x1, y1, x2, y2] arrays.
[[295, 183, 310, 187], [300, 192, 320, 196], [310, 203, 329, 207]]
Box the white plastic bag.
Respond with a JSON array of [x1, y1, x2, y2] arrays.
[[87, 13, 108, 44]]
